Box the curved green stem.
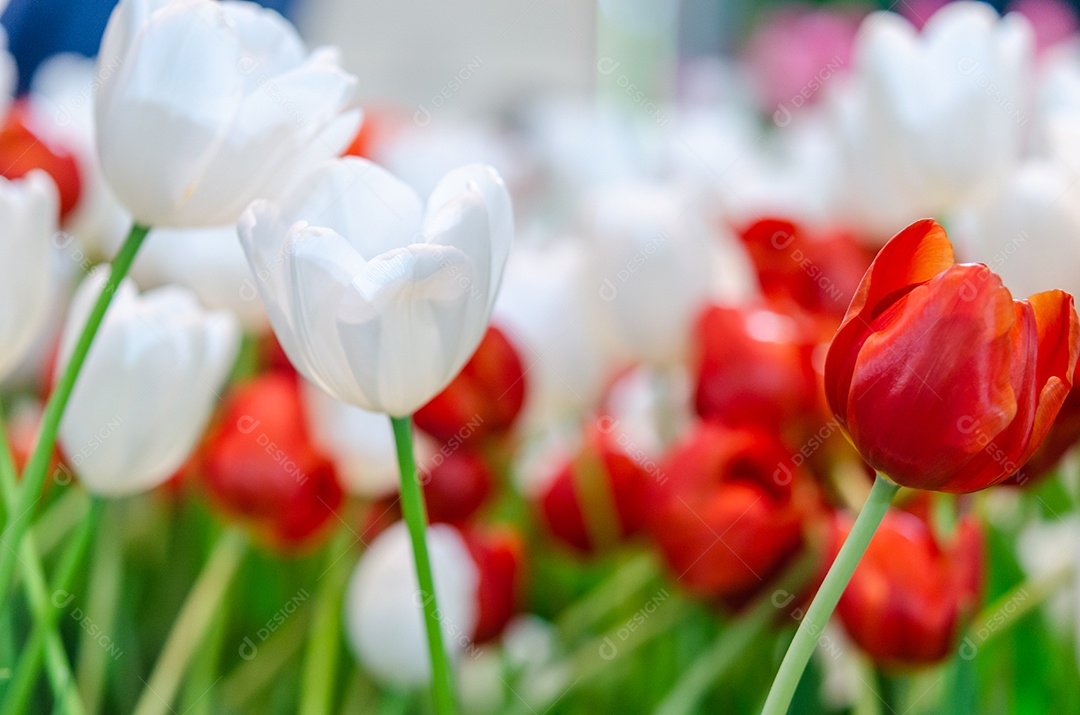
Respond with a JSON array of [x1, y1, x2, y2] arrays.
[[1, 500, 102, 715], [0, 400, 84, 715], [762, 473, 899, 715], [76, 501, 126, 715], [132, 528, 247, 715], [0, 223, 150, 610], [390, 415, 456, 715]]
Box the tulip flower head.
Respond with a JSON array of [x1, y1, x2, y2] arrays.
[[824, 219, 1080, 492], [0, 171, 59, 383], [58, 270, 239, 496], [95, 0, 360, 227], [239, 158, 512, 417]]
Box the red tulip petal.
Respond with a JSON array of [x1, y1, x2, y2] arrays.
[[845, 265, 1018, 490], [825, 220, 954, 425]]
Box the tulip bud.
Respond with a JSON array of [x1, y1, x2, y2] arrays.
[[202, 373, 342, 549], [824, 219, 1080, 493], [239, 158, 513, 417], [0, 102, 81, 221], [0, 171, 59, 384], [464, 526, 525, 644], [651, 423, 818, 605], [345, 522, 480, 687], [537, 431, 651, 554], [415, 326, 527, 444], [58, 270, 239, 496], [95, 0, 360, 227], [834, 502, 983, 668], [693, 305, 817, 431], [423, 451, 496, 526]]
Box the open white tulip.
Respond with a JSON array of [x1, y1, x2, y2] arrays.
[[238, 157, 513, 417], [344, 522, 479, 687], [95, 0, 360, 228], [839, 2, 1033, 224], [0, 172, 60, 382], [58, 271, 239, 496]]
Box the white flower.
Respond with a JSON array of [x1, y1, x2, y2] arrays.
[[128, 224, 267, 331], [238, 158, 513, 417], [344, 522, 479, 687], [584, 182, 755, 365], [0, 27, 16, 119], [837, 2, 1033, 231], [95, 0, 360, 227], [58, 271, 239, 496], [952, 159, 1080, 299], [0, 172, 60, 382]]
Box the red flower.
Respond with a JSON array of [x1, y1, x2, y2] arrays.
[[0, 102, 82, 221], [824, 219, 1080, 493], [415, 326, 526, 444], [1009, 353, 1080, 486], [651, 423, 818, 606], [693, 305, 818, 431], [739, 218, 874, 323], [422, 450, 495, 526], [201, 373, 343, 550], [464, 526, 525, 643], [835, 500, 983, 668], [538, 432, 651, 555]]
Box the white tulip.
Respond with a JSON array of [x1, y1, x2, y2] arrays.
[[585, 182, 755, 365], [58, 271, 239, 496], [95, 0, 360, 228], [952, 159, 1080, 299], [344, 522, 479, 687], [0, 27, 16, 120], [238, 157, 513, 417], [0, 172, 60, 382], [127, 224, 267, 331], [838, 2, 1033, 229]]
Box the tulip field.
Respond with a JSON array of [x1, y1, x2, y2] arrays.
[[3, 0, 1080, 713]]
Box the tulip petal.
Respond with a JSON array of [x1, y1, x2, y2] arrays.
[[825, 219, 955, 425], [845, 264, 1018, 490]]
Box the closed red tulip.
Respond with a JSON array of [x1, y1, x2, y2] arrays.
[[824, 219, 1080, 493], [835, 500, 983, 668], [423, 450, 496, 526], [651, 423, 818, 606], [464, 526, 525, 643], [415, 326, 527, 444], [538, 432, 651, 555], [693, 305, 818, 431], [0, 102, 82, 221], [1008, 354, 1080, 486], [201, 373, 343, 550]]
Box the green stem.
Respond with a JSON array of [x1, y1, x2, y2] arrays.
[[0, 400, 84, 715], [0, 223, 150, 610], [761, 473, 899, 715], [1, 500, 103, 715], [77, 501, 125, 715], [131, 528, 247, 715], [389, 415, 456, 715], [299, 530, 356, 715], [656, 553, 818, 715]]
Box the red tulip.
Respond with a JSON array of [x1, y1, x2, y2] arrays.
[[415, 326, 527, 444], [824, 219, 1080, 493], [651, 423, 818, 606], [464, 526, 525, 643], [739, 218, 874, 323], [835, 500, 983, 668], [538, 432, 651, 555], [693, 305, 818, 431], [1008, 354, 1080, 486], [0, 102, 82, 221], [422, 450, 495, 525], [201, 373, 343, 550]]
